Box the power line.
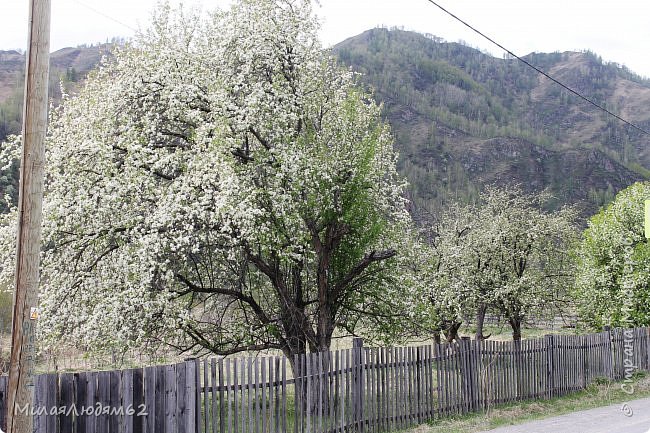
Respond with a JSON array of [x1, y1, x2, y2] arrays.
[[423, 0, 650, 136], [64, 0, 650, 137], [70, 0, 138, 33]]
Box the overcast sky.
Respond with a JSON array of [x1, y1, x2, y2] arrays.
[[2, 0, 650, 77]]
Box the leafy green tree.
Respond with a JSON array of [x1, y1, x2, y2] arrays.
[[0, 0, 421, 365], [574, 182, 650, 329]]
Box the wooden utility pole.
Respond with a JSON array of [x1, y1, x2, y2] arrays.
[[6, 0, 51, 432]]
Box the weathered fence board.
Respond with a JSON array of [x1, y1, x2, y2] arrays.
[[1, 327, 650, 432]]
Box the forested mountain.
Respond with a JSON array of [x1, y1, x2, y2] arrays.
[[334, 29, 650, 219], [0, 44, 108, 210], [0, 45, 109, 140], [2, 30, 649, 219]]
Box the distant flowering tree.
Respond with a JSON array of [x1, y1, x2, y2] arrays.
[[574, 182, 650, 329], [0, 0, 422, 364], [478, 188, 578, 340], [424, 202, 478, 343], [426, 187, 577, 341]]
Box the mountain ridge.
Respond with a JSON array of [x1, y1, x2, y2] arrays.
[[333, 28, 650, 218], [1, 30, 649, 219]]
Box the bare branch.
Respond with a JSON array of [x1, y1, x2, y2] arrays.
[[333, 249, 397, 297]]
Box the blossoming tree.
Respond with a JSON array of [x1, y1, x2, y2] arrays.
[[424, 202, 479, 343], [0, 0, 421, 365], [426, 187, 577, 341], [574, 182, 650, 329]]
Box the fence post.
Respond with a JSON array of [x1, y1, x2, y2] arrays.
[[0, 375, 8, 432], [643, 327, 650, 371], [459, 337, 476, 413], [581, 335, 589, 388], [195, 358, 202, 432], [294, 354, 301, 433], [514, 338, 523, 401], [415, 346, 422, 423], [352, 337, 364, 432], [545, 335, 554, 398], [183, 358, 199, 433], [603, 326, 614, 380], [459, 337, 467, 412]]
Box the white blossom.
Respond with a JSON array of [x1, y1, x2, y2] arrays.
[[0, 0, 422, 357]]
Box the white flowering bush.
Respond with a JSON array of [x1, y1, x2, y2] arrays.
[[574, 182, 650, 329], [0, 0, 423, 361]]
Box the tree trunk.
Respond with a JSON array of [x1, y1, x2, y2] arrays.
[[509, 318, 522, 341], [475, 304, 490, 341], [280, 318, 308, 375], [443, 321, 461, 343], [288, 346, 335, 419], [433, 328, 442, 345]]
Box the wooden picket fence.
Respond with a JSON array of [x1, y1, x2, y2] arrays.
[[0, 327, 649, 432], [0, 360, 201, 433]]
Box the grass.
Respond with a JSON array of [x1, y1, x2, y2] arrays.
[[12, 319, 575, 374], [328, 321, 578, 352], [457, 323, 579, 342], [408, 373, 650, 433]]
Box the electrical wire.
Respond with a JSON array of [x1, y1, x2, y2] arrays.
[[424, 0, 650, 136], [70, 0, 139, 33], [65, 0, 650, 137]]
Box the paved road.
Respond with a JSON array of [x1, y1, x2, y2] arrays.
[[479, 397, 650, 433]]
